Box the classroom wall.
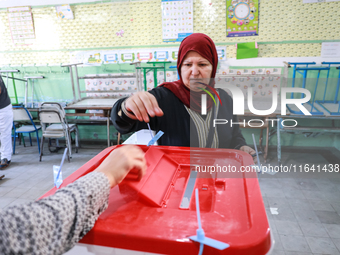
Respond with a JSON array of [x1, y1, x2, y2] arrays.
[[1, 0, 340, 148], [1, 0, 340, 64]]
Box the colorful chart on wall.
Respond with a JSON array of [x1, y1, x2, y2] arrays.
[[161, 0, 193, 42], [7, 6, 36, 46], [55, 4, 74, 20], [226, 0, 259, 37]]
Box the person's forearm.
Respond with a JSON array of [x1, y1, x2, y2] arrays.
[[111, 97, 139, 134], [0, 172, 110, 255], [111, 97, 149, 134], [231, 134, 247, 149]]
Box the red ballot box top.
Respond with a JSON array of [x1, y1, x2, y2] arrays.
[[41, 145, 271, 255]]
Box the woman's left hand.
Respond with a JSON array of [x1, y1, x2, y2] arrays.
[[239, 145, 257, 164]]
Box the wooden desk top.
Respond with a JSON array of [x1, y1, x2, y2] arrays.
[[65, 98, 119, 110]]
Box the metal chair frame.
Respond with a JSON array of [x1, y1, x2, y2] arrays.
[[38, 102, 79, 162], [12, 106, 41, 154]]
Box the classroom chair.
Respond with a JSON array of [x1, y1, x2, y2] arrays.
[[38, 102, 79, 162], [12, 106, 41, 155]]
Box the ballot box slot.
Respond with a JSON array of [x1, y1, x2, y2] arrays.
[[179, 168, 197, 209]]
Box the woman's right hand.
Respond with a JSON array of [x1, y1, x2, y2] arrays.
[[125, 92, 163, 123]]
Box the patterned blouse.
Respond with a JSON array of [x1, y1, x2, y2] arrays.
[[0, 172, 110, 255]]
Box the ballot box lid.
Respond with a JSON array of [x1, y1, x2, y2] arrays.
[[41, 145, 271, 255]]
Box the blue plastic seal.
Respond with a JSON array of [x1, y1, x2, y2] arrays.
[[147, 130, 164, 146], [53, 148, 68, 188], [189, 188, 229, 255], [53, 165, 63, 188]]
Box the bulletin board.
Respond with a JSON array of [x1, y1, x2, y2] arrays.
[[0, 0, 339, 65]]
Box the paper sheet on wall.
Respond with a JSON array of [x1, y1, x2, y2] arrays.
[[321, 42, 340, 58], [303, 0, 324, 3], [55, 4, 74, 19], [169, 48, 178, 61], [7, 6, 35, 46], [84, 51, 103, 65], [136, 49, 153, 62], [161, 0, 193, 42], [303, 0, 340, 2], [119, 50, 135, 63], [103, 51, 119, 64], [70, 46, 227, 64], [70, 51, 85, 64], [216, 46, 227, 61], [152, 49, 170, 61], [216, 68, 283, 103], [236, 42, 258, 59]]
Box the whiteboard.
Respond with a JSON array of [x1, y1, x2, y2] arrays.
[[0, 0, 103, 8]]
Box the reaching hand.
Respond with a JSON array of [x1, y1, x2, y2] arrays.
[[95, 145, 147, 188], [239, 145, 258, 164], [124, 92, 164, 122]]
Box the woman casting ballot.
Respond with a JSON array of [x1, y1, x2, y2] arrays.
[[111, 33, 256, 158]]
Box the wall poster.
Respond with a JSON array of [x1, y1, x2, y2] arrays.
[[161, 0, 193, 42], [226, 0, 259, 37], [7, 6, 36, 46]]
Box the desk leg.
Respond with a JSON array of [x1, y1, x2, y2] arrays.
[[117, 133, 121, 145], [259, 128, 263, 152], [143, 69, 147, 91], [277, 118, 281, 165], [265, 124, 269, 163], [153, 68, 158, 88], [106, 110, 111, 147], [31, 79, 34, 108], [107, 117, 110, 147], [163, 63, 167, 83], [25, 80, 28, 107]]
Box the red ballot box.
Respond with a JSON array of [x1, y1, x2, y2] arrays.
[[41, 145, 272, 255]]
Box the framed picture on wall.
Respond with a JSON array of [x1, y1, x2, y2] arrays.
[[226, 0, 259, 37]]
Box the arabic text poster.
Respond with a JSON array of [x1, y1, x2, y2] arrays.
[[162, 0, 193, 42], [152, 50, 170, 61], [136, 49, 153, 62], [120, 50, 135, 63], [226, 0, 259, 37], [103, 51, 119, 64]]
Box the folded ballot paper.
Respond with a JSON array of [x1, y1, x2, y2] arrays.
[[236, 42, 258, 59]]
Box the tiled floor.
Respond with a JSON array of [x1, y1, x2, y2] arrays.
[[261, 147, 340, 255], [1, 142, 340, 255], [0, 142, 105, 209]]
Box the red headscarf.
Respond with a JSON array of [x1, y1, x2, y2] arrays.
[[160, 33, 218, 112]]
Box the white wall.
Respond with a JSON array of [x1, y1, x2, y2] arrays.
[[0, 0, 101, 8], [224, 57, 340, 67]]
